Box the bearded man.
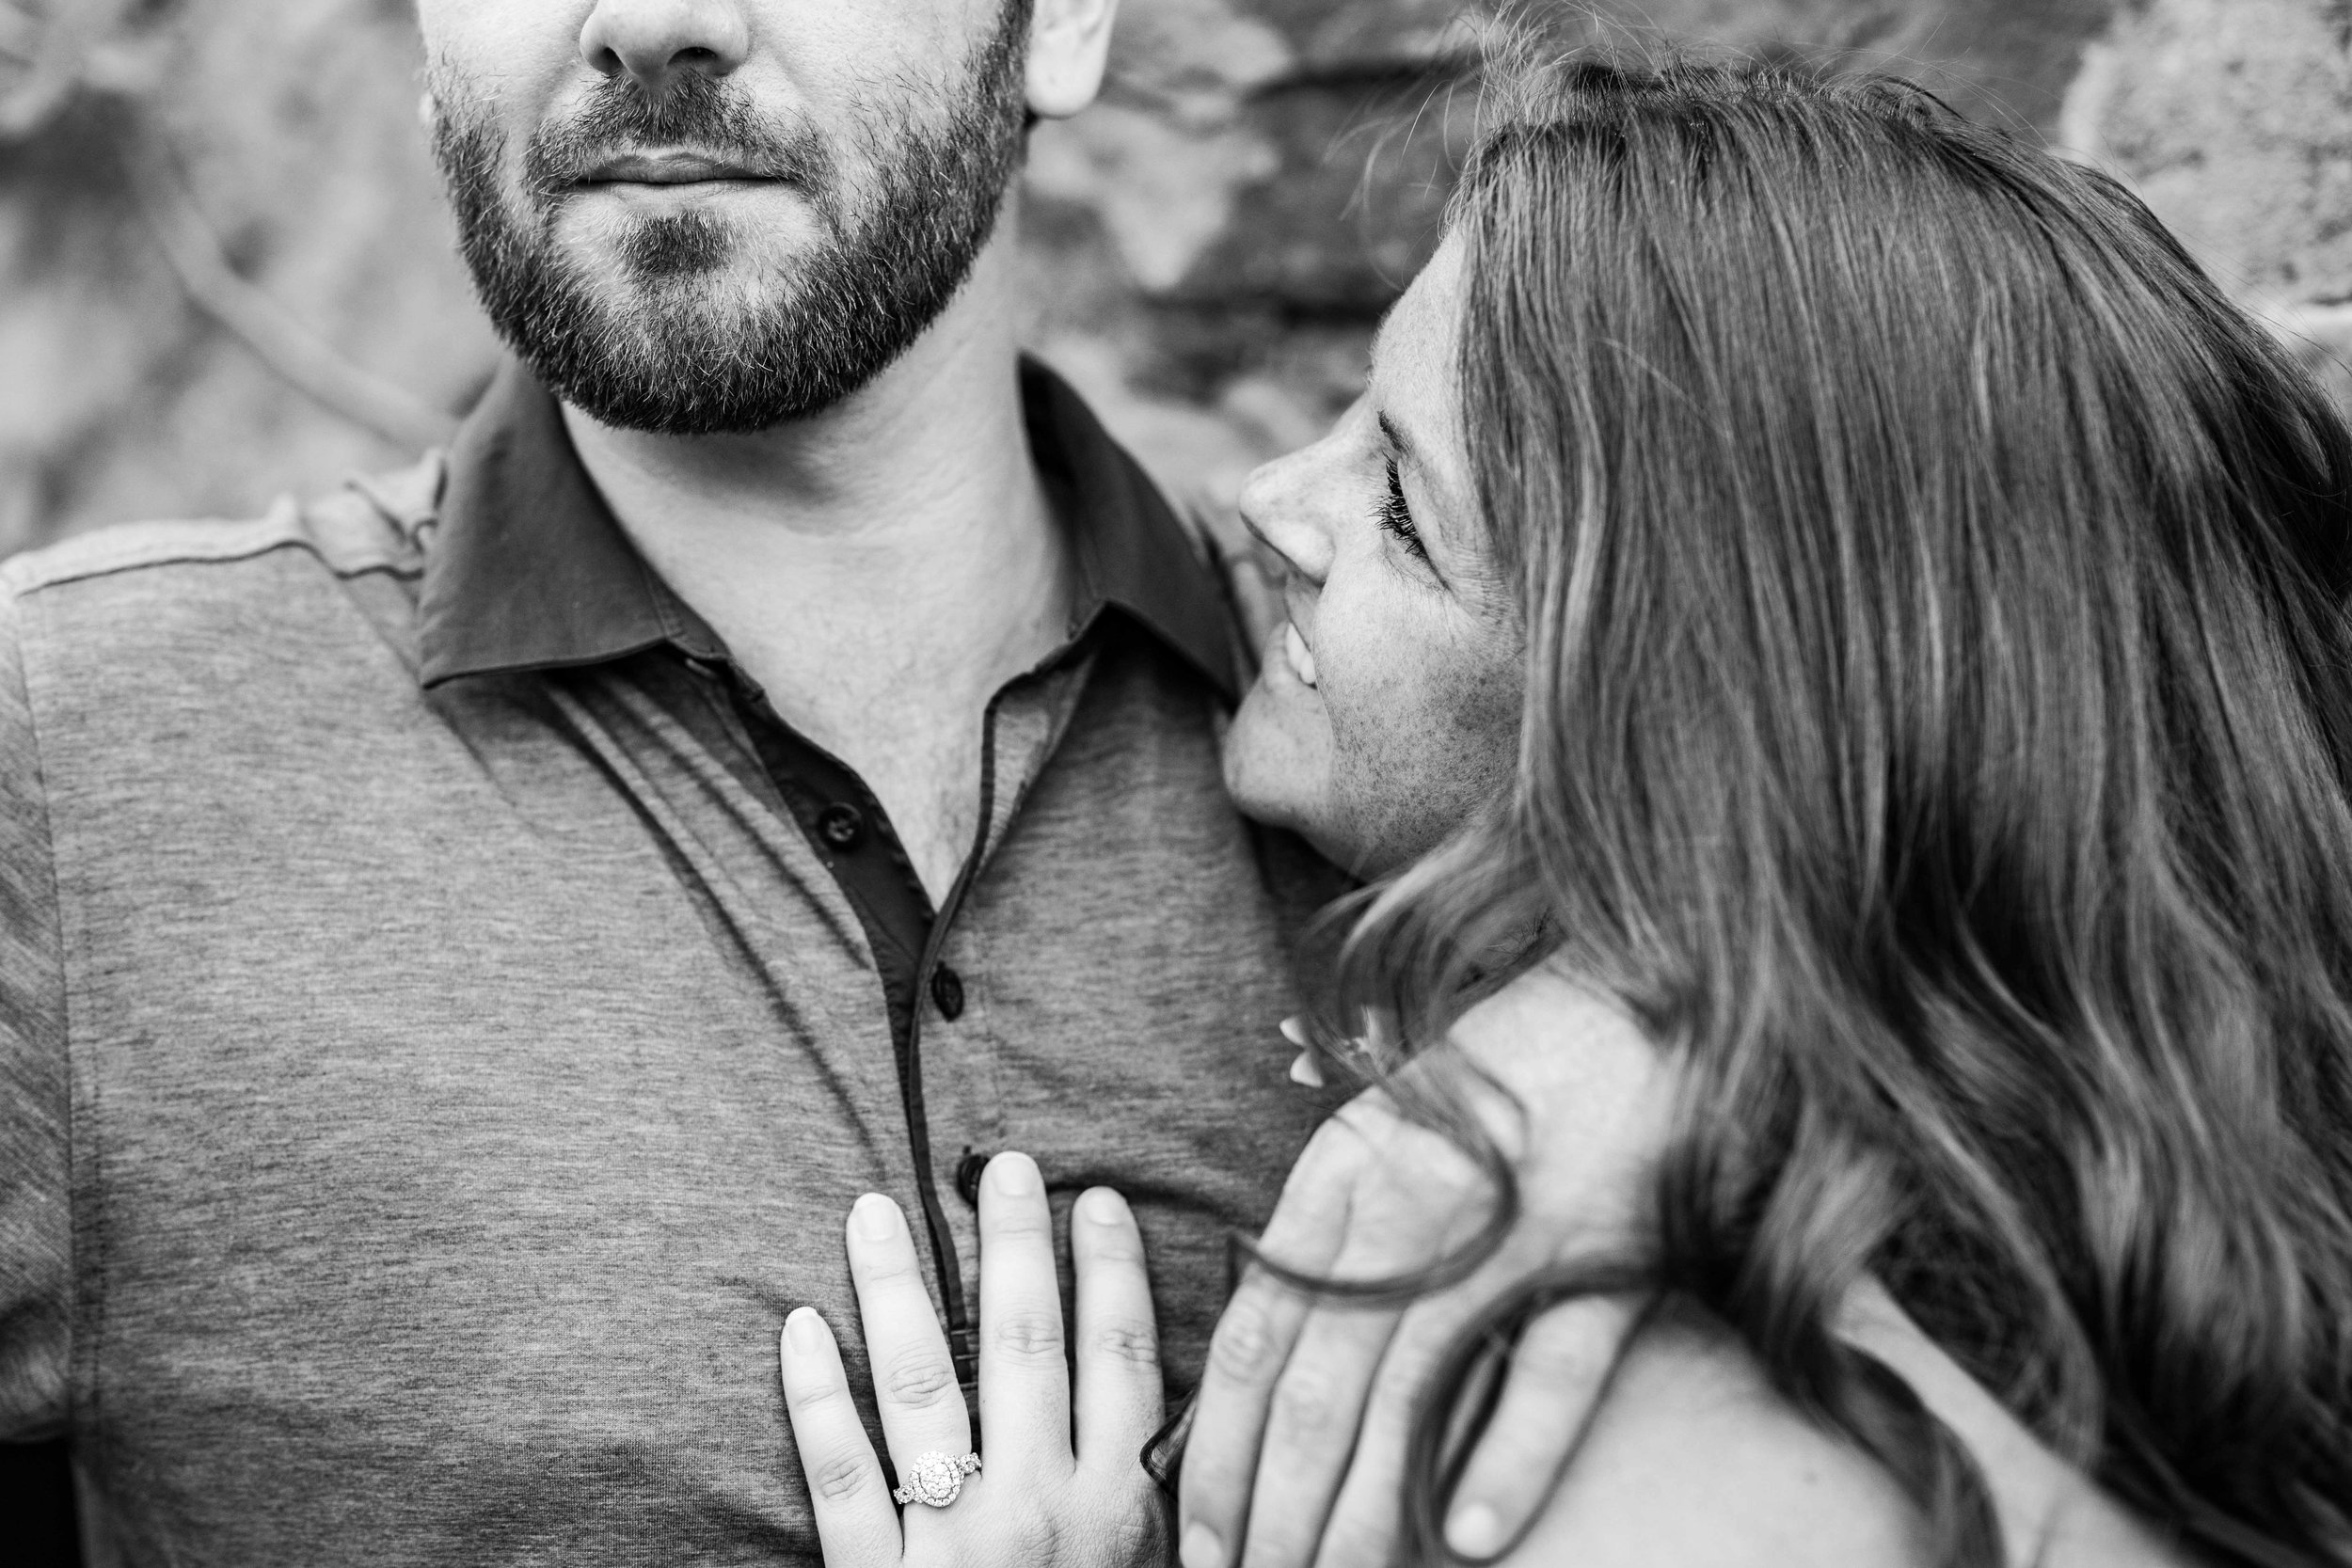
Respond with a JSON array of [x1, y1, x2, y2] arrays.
[[0, 1, 1360, 1559]]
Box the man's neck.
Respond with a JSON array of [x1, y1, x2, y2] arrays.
[[563, 238, 1075, 904]]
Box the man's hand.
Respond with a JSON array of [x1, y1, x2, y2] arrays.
[[1177, 969, 1677, 1568]]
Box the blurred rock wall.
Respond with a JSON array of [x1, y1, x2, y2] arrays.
[[0, 0, 2309, 557], [2060, 0, 2352, 408], [1032, 0, 2117, 521]]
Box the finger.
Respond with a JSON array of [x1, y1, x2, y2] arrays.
[[976, 1152, 1073, 1472], [1440, 1295, 1640, 1558], [1303, 1280, 1503, 1568], [1239, 1301, 1402, 1568], [1179, 1117, 1371, 1568], [1071, 1186, 1164, 1469], [1311, 1286, 1642, 1568], [845, 1193, 972, 1479], [1231, 1119, 1488, 1568], [779, 1307, 905, 1566]]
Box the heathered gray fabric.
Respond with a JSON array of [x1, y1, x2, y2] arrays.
[[0, 461, 1347, 1565]]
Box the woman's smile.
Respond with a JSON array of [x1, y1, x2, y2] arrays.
[[1279, 621, 1319, 689]]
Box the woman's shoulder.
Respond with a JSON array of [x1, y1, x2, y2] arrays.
[[1446, 963, 1664, 1128], [1500, 1305, 1929, 1568], [1499, 1292, 2190, 1568]]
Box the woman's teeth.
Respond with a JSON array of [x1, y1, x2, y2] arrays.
[[1283, 622, 1320, 689]]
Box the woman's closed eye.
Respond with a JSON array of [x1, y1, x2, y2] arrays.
[[1376, 454, 1430, 563]]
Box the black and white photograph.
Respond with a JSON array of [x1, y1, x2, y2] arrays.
[[2, 0, 2347, 1564]]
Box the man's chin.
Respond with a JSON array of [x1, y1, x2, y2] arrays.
[[503, 281, 867, 435], [526, 340, 828, 436], [553, 198, 831, 281]]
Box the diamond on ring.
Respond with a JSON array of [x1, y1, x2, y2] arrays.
[[891, 1449, 981, 1509]]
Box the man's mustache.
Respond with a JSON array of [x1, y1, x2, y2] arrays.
[[519, 72, 837, 209]]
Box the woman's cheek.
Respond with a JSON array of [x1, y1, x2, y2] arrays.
[[1336, 597, 1523, 845]]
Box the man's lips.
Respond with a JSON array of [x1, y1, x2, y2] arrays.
[[580, 151, 782, 185]]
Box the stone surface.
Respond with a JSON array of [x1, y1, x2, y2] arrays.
[[1023, 0, 2125, 532], [0, 0, 2156, 554], [2058, 0, 2352, 407], [0, 0, 491, 553]]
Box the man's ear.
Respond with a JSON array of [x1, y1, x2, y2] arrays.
[[1025, 0, 1120, 122]]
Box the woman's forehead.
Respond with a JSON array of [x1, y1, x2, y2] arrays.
[[1369, 236, 1478, 531], [1370, 234, 1465, 402]]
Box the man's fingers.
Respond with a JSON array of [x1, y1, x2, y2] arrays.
[[1233, 1158, 1470, 1568], [1178, 1273, 1310, 1568], [1242, 1123, 1477, 1568], [1188, 1095, 1501, 1568], [1179, 1117, 1370, 1568], [1441, 1294, 1642, 1557], [844, 1193, 972, 1478], [975, 1152, 1073, 1471], [1235, 1303, 1400, 1568], [1307, 1281, 1496, 1568], [1071, 1186, 1164, 1470], [778, 1307, 905, 1567], [1307, 1274, 1644, 1567]]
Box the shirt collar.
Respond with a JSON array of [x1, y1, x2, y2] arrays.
[[417, 358, 1237, 701]]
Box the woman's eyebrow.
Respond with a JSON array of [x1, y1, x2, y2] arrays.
[[1376, 409, 1423, 472]]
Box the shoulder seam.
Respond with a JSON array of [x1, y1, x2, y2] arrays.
[[0, 497, 424, 598]]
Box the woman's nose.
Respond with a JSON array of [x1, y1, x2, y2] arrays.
[[579, 0, 752, 98], [1236, 448, 1338, 589]]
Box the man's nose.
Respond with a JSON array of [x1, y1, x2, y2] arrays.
[[579, 0, 751, 98]]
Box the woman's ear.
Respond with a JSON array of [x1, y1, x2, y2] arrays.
[[1024, 0, 1120, 122]]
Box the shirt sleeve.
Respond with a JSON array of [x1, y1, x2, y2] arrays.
[[0, 577, 71, 1439]]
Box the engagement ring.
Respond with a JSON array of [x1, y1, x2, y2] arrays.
[[892, 1450, 981, 1509]]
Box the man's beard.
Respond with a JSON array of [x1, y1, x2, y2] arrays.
[[430, 10, 1030, 435]]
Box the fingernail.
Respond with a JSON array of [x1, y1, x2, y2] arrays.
[[1447, 1502, 1503, 1556], [989, 1152, 1040, 1196], [784, 1307, 827, 1355], [1178, 1522, 1224, 1568], [1279, 1014, 1309, 1046], [1288, 1050, 1327, 1086], [851, 1194, 900, 1241], [1077, 1186, 1129, 1225]]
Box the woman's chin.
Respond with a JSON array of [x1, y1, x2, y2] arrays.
[[1222, 683, 1334, 829], [1222, 693, 1392, 876]]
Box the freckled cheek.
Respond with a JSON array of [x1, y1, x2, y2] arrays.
[[1325, 621, 1521, 790], [1315, 628, 1430, 756], [1438, 643, 1525, 749]]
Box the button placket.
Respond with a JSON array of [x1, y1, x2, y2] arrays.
[[816, 802, 866, 852], [954, 1149, 990, 1206], [929, 965, 965, 1021]]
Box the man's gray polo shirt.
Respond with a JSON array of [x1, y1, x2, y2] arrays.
[[0, 359, 1346, 1564]]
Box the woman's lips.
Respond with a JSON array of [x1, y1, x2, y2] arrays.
[[1282, 622, 1320, 690]]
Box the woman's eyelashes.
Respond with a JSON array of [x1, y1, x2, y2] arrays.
[[1375, 454, 1430, 563]]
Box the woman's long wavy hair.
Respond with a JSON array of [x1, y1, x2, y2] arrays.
[[1323, 52, 2352, 1568]]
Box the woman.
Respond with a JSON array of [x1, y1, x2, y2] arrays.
[[778, 51, 2352, 1568]]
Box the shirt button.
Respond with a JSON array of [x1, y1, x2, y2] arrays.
[[930, 965, 966, 1021], [816, 803, 865, 852], [956, 1150, 991, 1206]]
